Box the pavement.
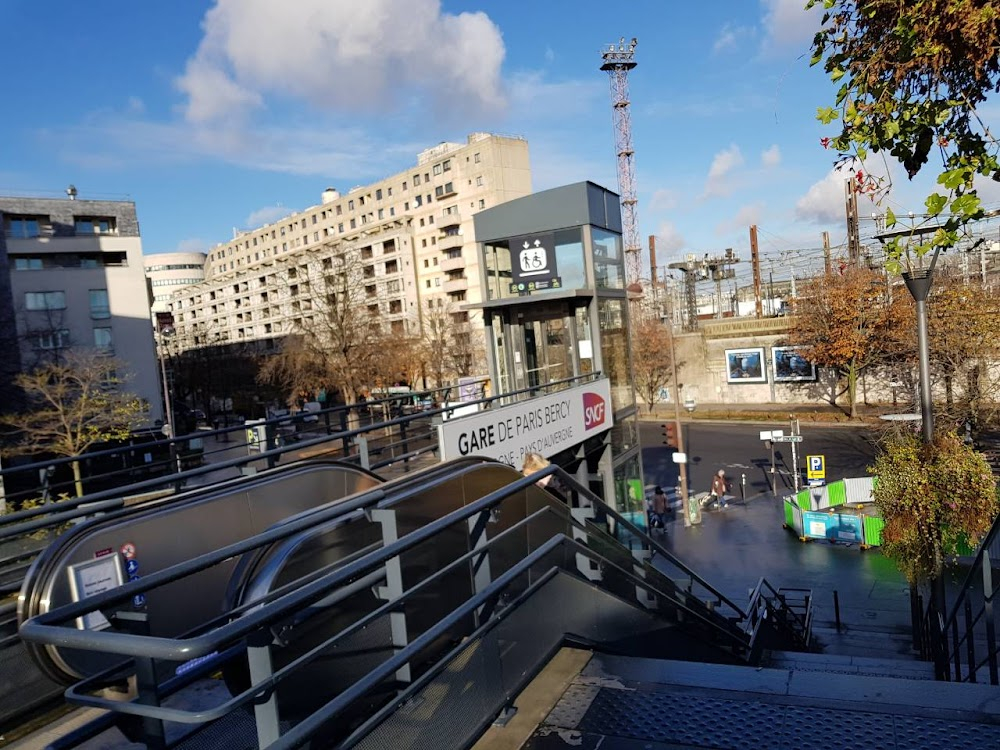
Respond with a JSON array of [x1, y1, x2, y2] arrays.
[[651, 490, 916, 647]]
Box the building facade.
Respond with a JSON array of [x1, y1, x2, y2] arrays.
[[144, 251, 207, 314], [169, 133, 531, 354], [0, 194, 162, 421]]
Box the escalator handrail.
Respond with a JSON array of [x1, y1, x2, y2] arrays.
[[545, 465, 748, 619], [18, 463, 533, 659]]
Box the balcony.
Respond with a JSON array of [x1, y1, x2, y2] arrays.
[[438, 234, 463, 251], [441, 255, 466, 273], [443, 277, 468, 294], [438, 210, 462, 229]]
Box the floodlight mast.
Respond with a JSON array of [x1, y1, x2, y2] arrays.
[[601, 37, 641, 291]]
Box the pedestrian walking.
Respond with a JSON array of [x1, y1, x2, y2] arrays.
[[650, 485, 668, 530], [706, 469, 729, 510]]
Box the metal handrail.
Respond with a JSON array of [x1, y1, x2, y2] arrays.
[[547, 465, 748, 619], [940, 513, 1000, 637]]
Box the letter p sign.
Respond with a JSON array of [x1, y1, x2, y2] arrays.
[[806, 455, 825, 480]]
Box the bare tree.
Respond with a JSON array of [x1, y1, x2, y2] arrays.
[[0, 350, 148, 496], [631, 317, 679, 413], [420, 306, 486, 388], [257, 246, 398, 405]]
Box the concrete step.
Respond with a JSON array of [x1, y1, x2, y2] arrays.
[[766, 648, 936, 681], [524, 652, 1000, 750], [810, 624, 921, 660]]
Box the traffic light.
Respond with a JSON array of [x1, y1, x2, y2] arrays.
[[662, 422, 678, 448]]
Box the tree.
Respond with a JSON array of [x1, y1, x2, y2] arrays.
[[420, 306, 486, 388], [631, 317, 678, 413], [808, 1, 1000, 269], [786, 266, 907, 418], [872, 429, 997, 585], [0, 351, 148, 497], [257, 248, 396, 405], [924, 275, 1000, 429]]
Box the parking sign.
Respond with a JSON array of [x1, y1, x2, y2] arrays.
[[806, 454, 825, 480]]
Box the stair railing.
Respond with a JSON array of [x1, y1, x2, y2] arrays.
[[933, 510, 1000, 683]]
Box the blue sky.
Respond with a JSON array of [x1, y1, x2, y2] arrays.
[[3, 0, 986, 271]]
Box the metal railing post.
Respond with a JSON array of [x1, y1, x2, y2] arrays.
[[468, 509, 494, 625], [247, 628, 281, 747], [367, 508, 411, 684], [984, 550, 998, 685], [965, 598, 977, 683], [356, 436, 371, 470]]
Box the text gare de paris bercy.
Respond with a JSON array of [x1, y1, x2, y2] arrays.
[[457, 398, 574, 464]]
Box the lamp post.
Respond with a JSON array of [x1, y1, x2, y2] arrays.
[[156, 326, 182, 478], [901, 250, 940, 444]]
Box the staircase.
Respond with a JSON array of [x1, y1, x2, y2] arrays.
[[520, 648, 1000, 750]]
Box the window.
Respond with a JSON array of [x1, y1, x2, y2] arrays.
[[443, 159, 451, 171], [37, 329, 70, 350], [402, 181, 407, 191], [348, 200, 355, 211], [413, 174, 421, 186], [474, 152, 481, 163], [385, 260, 398, 274], [89, 289, 110, 319], [14, 257, 43, 270], [336, 205, 343, 216], [433, 164, 442, 176], [426, 280, 431, 288], [350, 218, 356, 229], [6, 215, 47, 238], [25, 291, 65, 310], [476, 176, 483, 187], [93, 327, 114, 351], [479, 199, 486, 209], [389, 300, 402, 314], [387, 187, 393, 196], [376, 189, 383, 200], [414, 195, 423, 207]]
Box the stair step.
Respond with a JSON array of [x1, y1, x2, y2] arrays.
[[525, 653, 1000, 750], [767, 649, 936, 681]]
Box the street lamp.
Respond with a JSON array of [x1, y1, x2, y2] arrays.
[[901, 249, 940, 444], [156, 326, 176, 437]]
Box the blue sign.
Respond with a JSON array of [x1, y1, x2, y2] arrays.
[[125, 559, 139, 575], [132, 594, 146, 607], [803, 511, 862, 543]]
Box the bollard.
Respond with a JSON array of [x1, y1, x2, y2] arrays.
[[833, 590, 842, 633]]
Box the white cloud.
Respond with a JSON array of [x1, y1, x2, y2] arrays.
[[126, 97, 145, 115], [702, 144, 745, 198], [247, 204, 294, 228], [716, 202, 764, 235], [176, 0, 506, 124], [654, 221, 686, 255], [649, 188, 678, 213], [761, 144, 781, 168], [760, 0, 824, 52], [713, 23, 752, 54]]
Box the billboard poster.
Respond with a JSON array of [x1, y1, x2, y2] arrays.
[[772, 346, 818, 382], [437, 379, 612, 467], [725, 347, 766, 384]]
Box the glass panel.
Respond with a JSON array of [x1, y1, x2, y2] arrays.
[[592, 227, 625, 290], [93, 327, 114, 350], [484, 229, 585, 300], [597, 298, 635, 411], [553, 228, 585, 289], [613, 454, 645, 529], [575, 307, 594, 374]]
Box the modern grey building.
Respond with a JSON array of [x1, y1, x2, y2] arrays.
[[0, 193, 161, 421], [472, 181, 645, 516]]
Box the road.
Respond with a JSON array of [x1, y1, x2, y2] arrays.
[[640, 421, 876, 499]]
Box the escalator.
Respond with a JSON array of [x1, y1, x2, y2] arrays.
[[15, 459, 381, 688], [17, 459, 811, 749]]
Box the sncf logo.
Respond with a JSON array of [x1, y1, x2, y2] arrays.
[[583, 392, 607, 430]]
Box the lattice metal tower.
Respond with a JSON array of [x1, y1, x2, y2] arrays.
[[600, 37, 641, 289]]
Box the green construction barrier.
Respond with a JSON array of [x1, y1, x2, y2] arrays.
[[784, 499, 796, 528], [862, 515, 883, 547], [796, 489, 811, 510], [827, 481, 847, 508]]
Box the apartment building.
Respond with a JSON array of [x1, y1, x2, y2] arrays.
[[144, 251, 207, 314], [169, 133, 531, 352], [0, 193, 162, 421]]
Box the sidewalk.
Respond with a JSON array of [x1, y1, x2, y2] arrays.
[[654, 491, 915, 645], [639, 401, 891, 426]]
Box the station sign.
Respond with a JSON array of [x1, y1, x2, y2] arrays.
[[437, 379, 613, 467]]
